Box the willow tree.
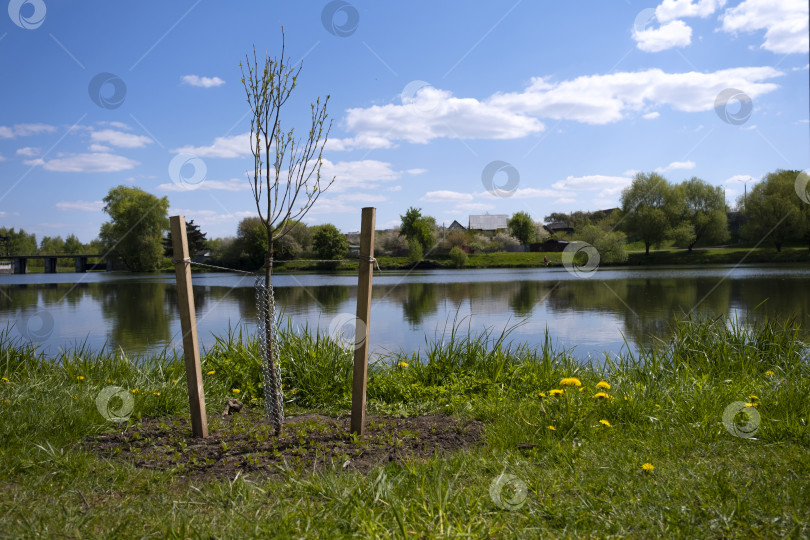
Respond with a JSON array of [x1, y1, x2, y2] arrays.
[[241, 32, 333, 434]]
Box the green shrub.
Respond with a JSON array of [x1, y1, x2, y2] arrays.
[[449, 246, 467, 267]]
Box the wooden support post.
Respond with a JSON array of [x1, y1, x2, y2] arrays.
[[170, 215, 208, 438], [351, 207, 376, 435]]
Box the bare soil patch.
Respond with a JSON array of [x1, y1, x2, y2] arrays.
[[87, 410, 483, 479]]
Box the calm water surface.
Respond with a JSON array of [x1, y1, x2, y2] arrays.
[[1, 265, 808, 361]]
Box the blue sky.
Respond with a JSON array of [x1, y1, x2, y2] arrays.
[[0, 0, 807, 243]]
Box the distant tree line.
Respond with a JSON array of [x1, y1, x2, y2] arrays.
[[3, 168, 805, 272]]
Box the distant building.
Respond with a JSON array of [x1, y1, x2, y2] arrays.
[[544, 221, 574, 235], [530, 239, 571, 252], [468, 214, 508, 232], [447, 220, 466, 231]]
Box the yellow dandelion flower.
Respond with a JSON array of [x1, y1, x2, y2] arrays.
[[232, 389, 241, 394], [596, 381, 611, 390], [207, 370, 215, 375], [72, 395, 77, 400], [593, 392, 609, 400], [76, 376, 85, 381], [250, 398, 258, 402], [152, 392, 160, 396], [765, 370, 775, 376], [560, 377, 582, 387], [131, 388, 138, 394], [1, 377, 9, 383], [397, 362, 409, 368], [599, 419, 611, 427], [538, 392, 546, 398], [106, 379, 112, 384], [578, 387, 585, 392], [642, 463, 654, 472], [172, 379, 177, 384], [748, 395, 758, 401], [549, 389, 565, 397], [745, 402, 758, 408], [624, 396, 629, 401], [547, 425, 556, 431], [290, 389, 298, 395]]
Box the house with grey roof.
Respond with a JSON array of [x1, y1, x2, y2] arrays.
[[468, 214, 508, 232]]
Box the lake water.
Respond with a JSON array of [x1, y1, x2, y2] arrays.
[[1, 265, 808, 361]]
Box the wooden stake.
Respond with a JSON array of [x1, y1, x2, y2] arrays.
[[351, 207, 376, 435], [170, 216, 208, 438]]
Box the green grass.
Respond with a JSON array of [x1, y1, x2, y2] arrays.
[[626, 246, 810, 265], [1, 317, 808, 537]]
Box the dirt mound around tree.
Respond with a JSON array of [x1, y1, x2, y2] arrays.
[[88, 411, 484, 479]]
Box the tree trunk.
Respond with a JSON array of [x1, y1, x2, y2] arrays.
[[645, 243, 650, 255], [264, 252, 283, 435]]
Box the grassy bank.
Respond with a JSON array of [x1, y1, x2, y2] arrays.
[[1, 317, 808, 537], [268, 247, 808, 273]]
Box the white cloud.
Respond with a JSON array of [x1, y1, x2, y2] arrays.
[[0, 154, 6, 162], [90, 129, 153, 148], [633, 20, 692, 52], [321, 159, 403, 192], [325, 135, 394, 151], [655, 0, 727, 22], [655, 160, 696, 173], [0, 123, 56, 138], [89, 144, 112, 152], [341, 67, 783, 146], [172, 132, 250, 158], [551, 175, 633, 191], [157, 178, 250, 192], [344, 86, 543, 145], [421, 190, 474, 203], [26, 153, 139, 173], [16, 147, 40, 157], [168, 208, 254, 227], [56, 200, 104, 212], [643, 111, 661, 119], [455, 202, 496, 212], [389, 185, 402, 192], [181, 75, 225, 88], [490, 67, 782, 123], [724, 174, 758, 184], [720, 0, 809, 54], [406, 168, 428, 175], [95, 121, 131, 130]]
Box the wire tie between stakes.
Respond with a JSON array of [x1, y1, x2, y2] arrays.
[[172, 258, 191, 264]]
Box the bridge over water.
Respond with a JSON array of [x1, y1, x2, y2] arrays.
[[0, 254, 110, 274]]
